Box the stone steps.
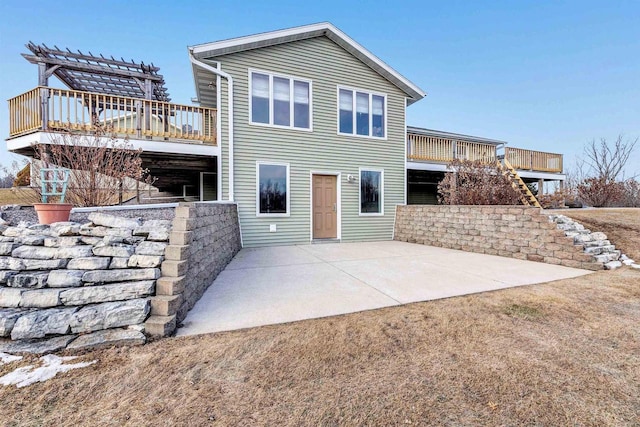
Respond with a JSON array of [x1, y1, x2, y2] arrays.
[[548, 214, 636, 270]]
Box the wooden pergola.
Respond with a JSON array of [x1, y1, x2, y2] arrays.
[[23, 42, 170, 101]]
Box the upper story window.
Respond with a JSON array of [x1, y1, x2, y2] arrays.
[[338, 87, 386, 138], [250, 70, 311, 130]]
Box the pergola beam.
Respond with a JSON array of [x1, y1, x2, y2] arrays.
[[22, 54, 164, 82], [23, 42, 171, 102]]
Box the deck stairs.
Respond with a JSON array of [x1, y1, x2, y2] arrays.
[[500, 159, 542, 208]]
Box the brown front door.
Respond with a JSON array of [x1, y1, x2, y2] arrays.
[[312, 174, 337, 239]]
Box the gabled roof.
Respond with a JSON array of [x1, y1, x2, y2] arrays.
[[190, 22, 426, 104], [407, 126, 508, 146]]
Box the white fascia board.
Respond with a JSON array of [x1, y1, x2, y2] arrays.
[[406, 161, 450, 172], [7, 132, 219, 157], [516, 170, 566, 181], [190, 22, 426, 102]]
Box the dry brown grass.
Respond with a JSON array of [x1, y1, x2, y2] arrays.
[[2, 210, 639, 426], [0, 188, 38, 206]]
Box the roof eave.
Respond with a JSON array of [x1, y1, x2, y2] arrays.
[[407, 126, 508, 146], [190, 22, 426, 103]]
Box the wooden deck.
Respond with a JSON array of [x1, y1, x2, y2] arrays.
[[8, 87, 217, 145], [407, 131, 563, 174]]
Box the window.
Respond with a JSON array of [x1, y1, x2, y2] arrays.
[[338, 87, 386, 138], [359, 169, 383, 215], [256, 162, 290, 216], [250, 70, 311, 130]]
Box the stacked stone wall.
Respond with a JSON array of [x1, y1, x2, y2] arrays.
[[394, 205, 603, 271], [145, 202, 241, 336], [0, 212, 170, 353]]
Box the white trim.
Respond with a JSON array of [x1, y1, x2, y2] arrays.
[[71, 202, 180, 213], [190, 22, 426, 102], [256, 161, 291, 217], [309, 171, 342, 241], [358, 167, 384, 216], [248, 68, 313, 131], [188, 54, 235, 202], [6, 132, 220, 157], [406, 161, 451, 173], [403, 97, 407, 206], [336, 85, 387, 140], [216, 72, 222, 201], [515, 170, 567, 181]]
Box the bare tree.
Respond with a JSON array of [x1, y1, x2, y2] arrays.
[[573, 135, 638, 207], [583, 135, 637, 181], [438, 159, 522, 205], [34, 126, 150, 207]]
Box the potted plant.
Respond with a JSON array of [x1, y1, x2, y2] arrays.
[[33, 167, 73, 224]]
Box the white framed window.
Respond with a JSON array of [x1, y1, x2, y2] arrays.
[[249, 69, 312, 130], [256, 161, 290, 217], [359, 168, 384, 215], [338, 86, 386, 138]]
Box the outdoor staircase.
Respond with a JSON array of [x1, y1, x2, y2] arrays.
[[500, 159, 542, 208], [549, 214, 634, 270]]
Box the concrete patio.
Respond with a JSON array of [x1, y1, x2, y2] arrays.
[[176, 241, 593, 336]]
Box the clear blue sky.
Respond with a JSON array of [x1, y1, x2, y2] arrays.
[[1, 0, 638, 176]]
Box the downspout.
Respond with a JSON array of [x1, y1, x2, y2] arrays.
[[188, 51, 235, 202]]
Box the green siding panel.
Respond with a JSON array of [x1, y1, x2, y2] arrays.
[[215, 36, 407, 247]]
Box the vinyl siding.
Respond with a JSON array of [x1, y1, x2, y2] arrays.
[[214, 36, 407, 247]]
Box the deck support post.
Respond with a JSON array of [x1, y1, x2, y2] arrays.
[[135, 100, 142, 139], [144, 79, 152, 139], [38, 63, 50, 131], [538, 179, 544, 196]]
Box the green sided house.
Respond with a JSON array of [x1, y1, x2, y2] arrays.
[[6, 23, 566, 247], [188, 22, 425, 246]]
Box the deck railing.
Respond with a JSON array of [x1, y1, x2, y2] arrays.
[[407, 132, 497, 163], [8, 87, 217, 145], [504, 147, 562, 173]]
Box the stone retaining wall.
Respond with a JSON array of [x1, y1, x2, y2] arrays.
[[145, 202, 241, 337], [394, 205, 603, 271], [0, 212, 171, 353]]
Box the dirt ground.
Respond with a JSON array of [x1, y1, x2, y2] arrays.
[[1, 209, 639, 426]]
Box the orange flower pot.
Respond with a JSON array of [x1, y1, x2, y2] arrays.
[[33, 203, 73, 225]]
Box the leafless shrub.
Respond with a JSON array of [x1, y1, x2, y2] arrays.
[[568, 135, 638, 207], [620, 179, 640, 207], [538, 190, 568, 209], [437, 159, 522, 205], [34, 125, 150, 207], [577, 177, 624, 207]]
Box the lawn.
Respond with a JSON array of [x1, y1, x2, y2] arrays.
[[1, 209, 639, 426], [0, 188, 38, 206]]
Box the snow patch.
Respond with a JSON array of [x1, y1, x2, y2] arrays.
[[0, 353, 23, 365], [0, 354, 97, 388]]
